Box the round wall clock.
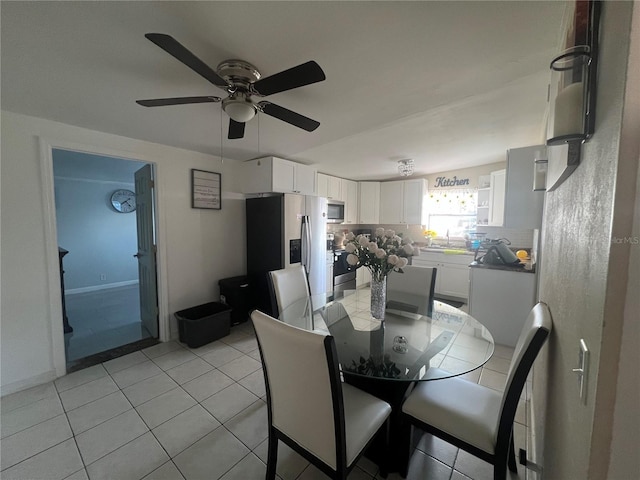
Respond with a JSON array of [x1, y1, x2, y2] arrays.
[[110, 189, 136, 213]]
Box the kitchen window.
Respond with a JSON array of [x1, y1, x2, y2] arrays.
[[427, 189, 477, 239]]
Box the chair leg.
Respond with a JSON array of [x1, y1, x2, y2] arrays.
[[378, 417, 391, 478], [494, 447, 508, 480], [508, 432, 518, 473], [266, 429, 278, 480]]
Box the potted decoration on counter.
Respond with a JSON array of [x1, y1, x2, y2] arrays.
[[423, 230, 437, 246], [344, 228, 419, 321]]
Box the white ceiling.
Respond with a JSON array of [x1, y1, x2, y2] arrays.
[[1, 1, 568, 180]]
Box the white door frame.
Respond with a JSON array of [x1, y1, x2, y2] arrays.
[[39, 137, 170, 377]]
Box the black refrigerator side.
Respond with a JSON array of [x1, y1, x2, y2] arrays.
[[246, 196, 284, 316]]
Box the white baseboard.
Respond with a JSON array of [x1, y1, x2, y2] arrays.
[[1, 369, 58, 397], [66, 280, 139, 295]]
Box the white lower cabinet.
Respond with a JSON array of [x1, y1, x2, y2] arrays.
[[438, 263, 471, 299], [468, 267, 536, 347], [412, 253, 470, 301]]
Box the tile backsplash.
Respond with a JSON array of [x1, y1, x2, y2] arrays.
[[475, 226, 535, 248], [329, 224, 535, 249]]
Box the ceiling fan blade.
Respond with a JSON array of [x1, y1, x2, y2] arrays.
[[228, 119, 245, 139], [252, 61, 326, 96], [136, 96, 221, 107], [258, 101, 320, 132], [145, 33, 229, 89]]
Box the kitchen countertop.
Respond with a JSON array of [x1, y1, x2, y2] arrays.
[[420, 247, 476, 256], [469, 261, 536, 274]]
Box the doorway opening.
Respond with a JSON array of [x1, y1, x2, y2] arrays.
[[52, 149, 159, 371]]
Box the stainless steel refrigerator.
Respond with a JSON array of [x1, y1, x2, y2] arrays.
[[246, 194, 328, 316]]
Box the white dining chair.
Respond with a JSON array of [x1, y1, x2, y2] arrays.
[[251, 309, 392, 479], [268, 265, 310, 316], [401, 302, 552, 480], [386, 265, 437, 316]]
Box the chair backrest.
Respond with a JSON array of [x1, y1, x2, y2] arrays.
[[387, 265, 437, 315], [251, 309, 344, 469], [269, 265, 311, 316], [495, 302, 552, 446]]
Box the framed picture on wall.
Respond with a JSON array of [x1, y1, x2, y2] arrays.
[[191, 169, 221, 210]]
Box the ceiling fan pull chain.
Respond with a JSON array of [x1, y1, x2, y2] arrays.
[[220, 108, 224, 164]]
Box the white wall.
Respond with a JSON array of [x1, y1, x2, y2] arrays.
[[533, 2, 639, 479], [0, 111, 247, 394]]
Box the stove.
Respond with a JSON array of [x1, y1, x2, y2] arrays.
[[333, 249, 356, 297]]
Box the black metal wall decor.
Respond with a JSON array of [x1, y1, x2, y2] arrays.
[[545, 0, 601, 192]]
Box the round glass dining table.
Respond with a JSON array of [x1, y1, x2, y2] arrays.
[[279, 289, 495, 382], [278, 288, 495, 476]]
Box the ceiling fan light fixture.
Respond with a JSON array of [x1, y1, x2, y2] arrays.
[[222, 95, 257, 123], [398, 159, 414, 176]]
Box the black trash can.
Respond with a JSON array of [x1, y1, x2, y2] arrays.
[[175, 302, 232, 348], [219, 275, 253, 325]]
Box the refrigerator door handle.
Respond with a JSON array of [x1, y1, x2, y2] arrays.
[[301, 216, 312, 270]]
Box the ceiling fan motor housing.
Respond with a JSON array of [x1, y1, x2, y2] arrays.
[[217, 60, 261, 122], [216, 59, 261, 92]]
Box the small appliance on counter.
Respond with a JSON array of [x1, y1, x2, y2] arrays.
[[474, 238, 522, 267], [468, 235, 537, 347]]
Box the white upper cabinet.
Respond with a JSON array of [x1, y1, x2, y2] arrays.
[[293, 162, 317, 195], [403, 179, 427, 225], [317, 173, 329, 198], [379, 181, 404, 223], [271, 158, 295, 193], [316, 173, 344, 200], [327, 175, 342, 200], [358, 182, 380, 224], [488, 169, 506, 226], [504, 145, 545, 229], [243, 157, 317, 195], [343, 179, 359, 224], [379, 179, 427, 225]]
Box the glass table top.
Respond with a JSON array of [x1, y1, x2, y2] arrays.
[[279, 289, 495, 382]]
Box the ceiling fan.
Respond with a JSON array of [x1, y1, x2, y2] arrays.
[[136, 34, 326, 139]]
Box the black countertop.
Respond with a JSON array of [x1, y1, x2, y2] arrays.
[[469, 261, 536, 274]]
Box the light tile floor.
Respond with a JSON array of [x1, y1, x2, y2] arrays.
[[64, 285, 150, 362], [1, 321, 528, 480]]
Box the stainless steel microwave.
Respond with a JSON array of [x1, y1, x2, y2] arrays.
[[327, 200, 345, 224]]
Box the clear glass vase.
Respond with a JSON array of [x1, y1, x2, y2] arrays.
[[370, 274, 387, 321]]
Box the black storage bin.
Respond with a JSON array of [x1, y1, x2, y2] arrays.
[[219, 275, 253, 325], [175, 302, 231, 348]]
